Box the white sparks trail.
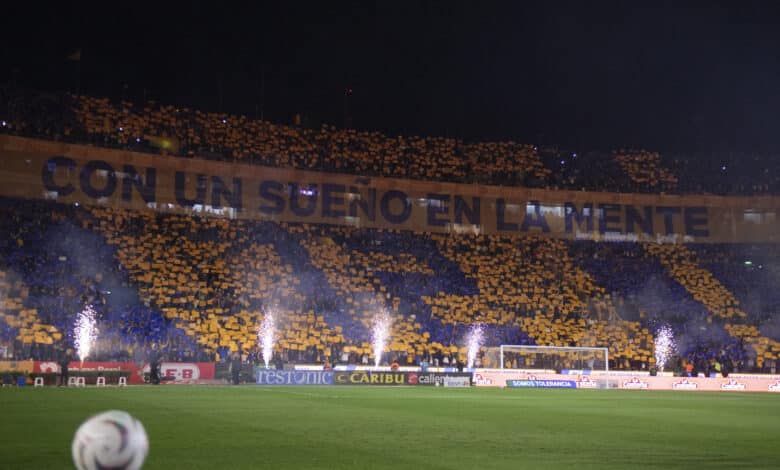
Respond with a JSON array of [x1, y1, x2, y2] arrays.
[[74, 305, 97, 364], [372, 313, 392, 368], [466, 324, 485, 369], [654, 325, 675, 371], [258, 311, 276, 369]]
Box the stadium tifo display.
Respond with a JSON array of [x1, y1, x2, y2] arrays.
[[1, 147, 780, 377]]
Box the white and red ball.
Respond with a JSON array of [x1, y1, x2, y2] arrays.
[[71, 410, 149, 470]]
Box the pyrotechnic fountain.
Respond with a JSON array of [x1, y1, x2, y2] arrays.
[[258, 310, 276, 369], [466, 324, 485, 369], [654, 325, 675, 371], [74, 305, 97, 365], [372, 313, 392, 368]]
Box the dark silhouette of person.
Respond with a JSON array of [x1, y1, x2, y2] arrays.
[[230, 352, 242, 385], [149, 351, 161, 385], [58, 348, 72, 386]]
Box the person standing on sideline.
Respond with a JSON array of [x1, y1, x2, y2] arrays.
[[58, 348, 72, 386], [149, 349, 161, 385], [230, 352, 242, 385]]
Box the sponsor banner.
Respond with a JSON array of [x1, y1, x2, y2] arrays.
[[507, 379, 577, 389], [575, 375, 600, 388], [621, 377, 651, 389], [256, 370, 334, 385], [33, 361, 214, 384], [727, 373, 780, 381], [564, 369, 659, 377], [473, 369, 780, 393], [257, 370, 473, 386], [472, 370, 562, 388], [0, 360, 34, 373], [142, 362, 215, 382], [719, 379, 746, 391], [443, 376, 472, 388], [35, 361, 129, 374], [333, 371, 409, 385], [4, 135, 780, 243], [616, 375, 780, 392], [407, 372, 472, 386]]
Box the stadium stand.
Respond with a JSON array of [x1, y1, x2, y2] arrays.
[[0, 195, 776, 372], [2, 87, 780, 195], [613, 149, 678, 193], [1, 88, 779, 374]]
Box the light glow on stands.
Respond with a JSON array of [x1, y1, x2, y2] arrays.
[[74, 305, 97, 364]]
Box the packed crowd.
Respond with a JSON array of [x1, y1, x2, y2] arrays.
[[1, 87, 779, 370], [0, 196, 778, 372], [613, 149, 678, 193], [2, 87, 780, 195]]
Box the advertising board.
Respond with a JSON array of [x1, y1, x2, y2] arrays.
[[333, 371, 409, 385], [406, 372, 472, 386], [256, 370, 334, 385], [506, 379, 577, 389], [472, 369, 780, 393], [331, 371, 473, 386], [33, 361, 215, 384]]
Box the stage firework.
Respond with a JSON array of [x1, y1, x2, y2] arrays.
[[372, 313, 392, 368], [74, 305, 97, 364]]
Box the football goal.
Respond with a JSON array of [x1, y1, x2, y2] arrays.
[[483, 345, 611, 387]]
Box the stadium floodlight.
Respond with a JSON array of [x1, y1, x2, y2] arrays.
[[484, 345, 611, 388]]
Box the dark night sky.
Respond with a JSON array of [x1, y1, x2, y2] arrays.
[[3, 1, 780, 154]]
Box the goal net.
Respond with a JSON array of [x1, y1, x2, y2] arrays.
[[483, 345, 611, 388]]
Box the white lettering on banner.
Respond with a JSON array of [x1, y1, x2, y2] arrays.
[[622, 377, 650, 389], [257, 370, 333, 385], [671, 379, 698, 390], [470, 370, 780, 392], [39, 362, 59, 373], [576, 376, 598, 388], [729, 373, 780, 380], [473, 373, 493, 386], [144, 362, 201, 380], [443, 376, 471, 387], [720, 379, 746, 391]]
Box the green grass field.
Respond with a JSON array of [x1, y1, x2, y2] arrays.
[[1, 386, 779, 469]]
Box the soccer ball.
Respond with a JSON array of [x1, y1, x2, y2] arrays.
[[71, 410, 149, 470]]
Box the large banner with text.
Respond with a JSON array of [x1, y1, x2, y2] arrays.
[[34, 361, 215, 384], [1, 136, 778, 242], [473, 369, 780, 392], [255, 370, 473, 386]]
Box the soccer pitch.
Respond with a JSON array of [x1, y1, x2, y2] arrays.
[[1, 386, 778, 469]]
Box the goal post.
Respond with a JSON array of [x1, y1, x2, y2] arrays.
[[484, 345, 611, 388]]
